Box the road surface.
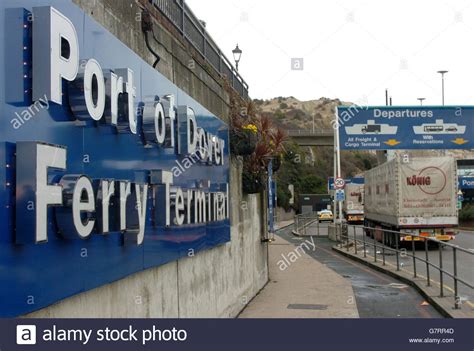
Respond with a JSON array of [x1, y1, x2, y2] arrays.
[[347, 226, 474, 306], [277, 225, 442, 318], [301, 222, 474, 308]]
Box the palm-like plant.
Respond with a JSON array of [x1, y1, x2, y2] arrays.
[[223, 77, 287, 193]]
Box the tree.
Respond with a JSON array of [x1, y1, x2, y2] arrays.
[[298, 175, 326, 194]]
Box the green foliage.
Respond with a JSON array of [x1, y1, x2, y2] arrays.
[[277, 185, 291, 210], [274, 109, 286, 120], [279, 102, 288, 109], [299, 175, 326, 194], [459, 204, 474, 221], [275, 142, 328, 210]]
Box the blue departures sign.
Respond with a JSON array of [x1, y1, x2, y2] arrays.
[[337, 106, 474, 150], [0, 1, 230, 316]]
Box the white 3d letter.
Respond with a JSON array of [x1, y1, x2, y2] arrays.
[[33, 6, 79, 104]]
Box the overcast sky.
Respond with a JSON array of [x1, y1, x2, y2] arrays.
[[186, 0, 474, 106]]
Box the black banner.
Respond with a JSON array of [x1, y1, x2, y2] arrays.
[[3, 318, 473, 350]]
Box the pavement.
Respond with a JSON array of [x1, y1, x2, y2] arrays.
[[239, 221, 359, 318], [240, 221, 446, 318]]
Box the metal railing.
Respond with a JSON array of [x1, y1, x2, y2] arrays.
[[293, 212, 332, 237], [287, 129, 334, 136], [150, 0, 249, 99], [336, 224, 474, 310]]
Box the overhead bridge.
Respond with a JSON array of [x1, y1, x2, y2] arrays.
[[287, 129, 335, 146]]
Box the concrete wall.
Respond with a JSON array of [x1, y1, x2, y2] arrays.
[[27, 160, 268, 318], [25, 0, 268, 318]]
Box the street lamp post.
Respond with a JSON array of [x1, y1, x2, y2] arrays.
[[417, 98, 425, 106], [437, 70, 448, 105], [232, 44, 242, 71]]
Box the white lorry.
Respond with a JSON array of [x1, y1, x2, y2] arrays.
[[363, 156, 458, 245], [343, 183, 364, 223]]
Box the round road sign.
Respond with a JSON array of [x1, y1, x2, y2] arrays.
[[334, 177, 345, 189]]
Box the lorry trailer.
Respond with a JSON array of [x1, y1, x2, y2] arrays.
[[343, 183, 364, 223], [363, 156, 458, 245]]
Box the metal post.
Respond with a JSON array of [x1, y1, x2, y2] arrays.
[[373, 229, 377, 263], [362, 228, 367, 258], [333, 110, 338, 227], [353, 226, 357, 255], [382, 231, 386, 266], [441, 74, 445, 105], [439, 242, 444, 297], [411, 238, 417, 277], [346, 224, 349, 252], [425, 239, 430, 286], [335, 107, 343, 223], [453, 248, 459, 309], [395, 232, 400, 271]]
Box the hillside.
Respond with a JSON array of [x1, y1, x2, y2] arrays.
[[254, 96, 344, 131]]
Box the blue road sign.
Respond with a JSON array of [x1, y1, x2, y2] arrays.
[[459, 176, 474, 190], [268, 160, 274, 233], [328, 177, 364, 191], [335, 189, 345, 202], [337, 106, 474, 150]]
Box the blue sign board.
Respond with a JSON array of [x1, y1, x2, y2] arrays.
[[337, 106, 474, 150], [328, 177, 364, 191], [335, 189, 345, 202], [459, 176, 474, 190], [0, 1, 230, 316], [267, 160, 274, 233]]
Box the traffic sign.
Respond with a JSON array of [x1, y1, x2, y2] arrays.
[[335, 189, 345, 201], [459, 177, 474, 189], [457, 201, 462, 210], [328, 177, 364, 191], [334, 177, 345, 189], [337, 106, 474, 150]]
